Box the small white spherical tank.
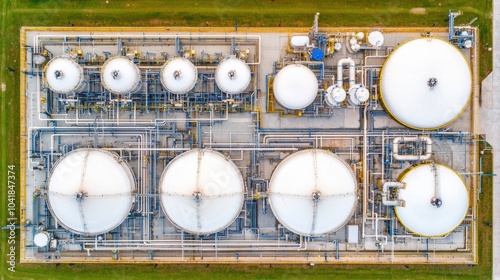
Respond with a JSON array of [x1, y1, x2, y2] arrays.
[[268, 149, 357, 236], [101, 56, 141, 94], [356, 32, 365, 40], [161, 57, 198, 94], [368, 30, 384, 47], [273, 64, 319, 110], [215, 58, 251, 95], [34, 232, 50, 247], [395, 163, 469, 237], [44, 56, 86, 93], [380, 38, 471, 129], [46, 149, 136, 235], [159, 149, 245, 235]]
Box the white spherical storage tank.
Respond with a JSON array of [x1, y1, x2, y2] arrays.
[[268, 149, 357, 236], [215, 58, 251, 95], [101, 56, 141, 94], [273, 64, 319, 110], [44, 56, 86, 93], [161, 57, 198, 94], [395, 163, 469, 237], [46, 149, 135, 235], [380, 38, 471, 129], [159, 149, 245, 235]]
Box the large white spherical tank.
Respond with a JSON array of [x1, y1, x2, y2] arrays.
[[46, 149, 136, 235], [395, 163, 469, 237], [268, 149, 357, 236], [160, 57, 198, 94], [101, 56, 141, 94], [44, 57, 86, 93], [380, 38, 471, 129], [159, 149, 245, 235], [215, 58, 251, 95], [273, 64, 319, 110]]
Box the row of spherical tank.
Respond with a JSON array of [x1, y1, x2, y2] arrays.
[[43, 56, 251, 95], [44, 148, 468, 239]]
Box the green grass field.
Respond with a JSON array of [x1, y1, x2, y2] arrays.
[[0, 0, 493, 279]]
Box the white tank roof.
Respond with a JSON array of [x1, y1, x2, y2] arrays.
[[47, 149, 135, 235], [44, 57, 84, 93], [215, 58, 251, 94], [380, 38, 471, 129], [101, 56, 141, 94], [160, 149, 245, 235], [161, 57, 198, 94], [273, 64, 318, 110], [269, 149, 357, 236], [395, 164, 468, 237]]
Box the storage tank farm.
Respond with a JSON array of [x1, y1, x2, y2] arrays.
[[21, 12, 481, 264]]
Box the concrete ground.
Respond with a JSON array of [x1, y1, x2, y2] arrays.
[[480, 1, 499, 278]]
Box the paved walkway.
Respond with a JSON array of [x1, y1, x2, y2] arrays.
[[480, 1, 499, 278]]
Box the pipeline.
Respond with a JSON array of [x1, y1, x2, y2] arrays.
[[392, 136, 432, 161]]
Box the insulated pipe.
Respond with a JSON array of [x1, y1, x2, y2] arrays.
[[381, 181, 406, 207], [392, 136, 432, 161], [336, 57, 355, 88]]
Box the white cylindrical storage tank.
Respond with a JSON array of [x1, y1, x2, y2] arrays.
[[273, 64, 319, 110], [159, 149, 245, 235], [46, 149, 135, 235], [215, 57, 251, 95], [44, 56, 86, 93], [394, 163, 469, 237], [101, 56, 141, 94], [380, 38, 471, 130], [268, 149, 357, 236], [160, 57, 198, 94]]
